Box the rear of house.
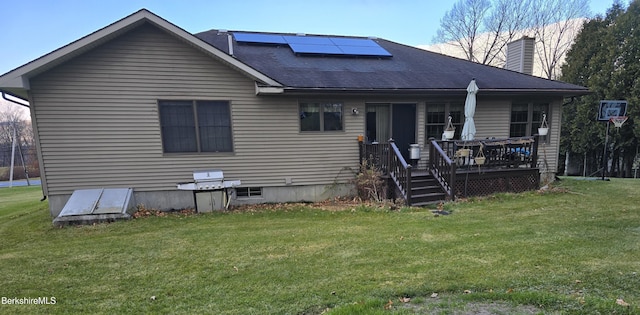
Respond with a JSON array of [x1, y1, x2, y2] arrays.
[[0, 10, 589, 217]]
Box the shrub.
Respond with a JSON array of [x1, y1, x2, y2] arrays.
[[353, 161, 386, 202]]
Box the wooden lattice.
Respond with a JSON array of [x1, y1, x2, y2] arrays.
[[454, 169, 539, 198]]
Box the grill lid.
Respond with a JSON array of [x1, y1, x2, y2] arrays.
[[193, 170, 224, 182]]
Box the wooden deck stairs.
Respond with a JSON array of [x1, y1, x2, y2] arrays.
[[409, 173, 447, 206]]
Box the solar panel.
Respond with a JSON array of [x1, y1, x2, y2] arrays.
[[234, 32, 392, 57], [338, 45, 392, 57], [233, 32, 287, 44], [330, 37, 378, 47], [284, 35, 333, 45], [289, 43, 343, 54]]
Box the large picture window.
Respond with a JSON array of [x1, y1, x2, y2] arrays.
[[159, 100, 233, 153], [510, 102, 549, 137], [425, 102, 463, 140], [300, 102, 343, 131]]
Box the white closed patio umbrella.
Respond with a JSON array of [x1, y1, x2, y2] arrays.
[[461, 78, 478, 140]]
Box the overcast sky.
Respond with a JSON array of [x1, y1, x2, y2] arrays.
[[0, 0, 618, 76]]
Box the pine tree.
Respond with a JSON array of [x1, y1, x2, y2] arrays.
[[559, 1, 637, 176]]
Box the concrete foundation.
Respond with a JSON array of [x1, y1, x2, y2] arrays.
[[233, 184, 353, 205], [48, 183, 354, 217]]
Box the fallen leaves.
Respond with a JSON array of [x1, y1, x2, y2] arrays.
[[430, 292, 438, 298], [384, 299, 393, 310], [398, 297, 411, 303], [133, 205, 195, 218], [616, 298, 630, 307]]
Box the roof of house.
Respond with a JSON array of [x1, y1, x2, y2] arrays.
[[0, 9, 589, 100], [195, 30, 590, 96]]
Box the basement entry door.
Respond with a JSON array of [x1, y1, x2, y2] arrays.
[[53, 188, 135, 226]]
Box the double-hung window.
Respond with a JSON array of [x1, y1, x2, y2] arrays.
[[425, 102, 463, 140], [300, 102, 343, 132], [159, 100, 233, 153], [510, 102, 549, 138]]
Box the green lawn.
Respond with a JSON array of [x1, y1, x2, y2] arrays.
[[0, 179, 638, 314]]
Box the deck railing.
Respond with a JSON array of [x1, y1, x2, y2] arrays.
[[388, 139, 412, 205], [428, 138, 456, 199], [359, 141, 389, 174], [359, 139, 412, 204], [359, 135, 540, 203], [435, 136, 539, 169]]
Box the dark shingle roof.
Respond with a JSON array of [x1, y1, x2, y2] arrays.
[[195, 30, 588, 96]]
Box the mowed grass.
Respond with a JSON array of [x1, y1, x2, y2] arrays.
[[0, 179, 639, 314]]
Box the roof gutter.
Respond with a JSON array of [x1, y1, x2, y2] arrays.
[[255, 83, 284, 95], [1, 90, 30, 108], [256, 86, 591, 97]]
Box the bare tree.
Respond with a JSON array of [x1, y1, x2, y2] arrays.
[[480, 0, 533, 65], [433, 0, 589, 79], [435, 0, 491, 62], [0, 104, 33, 169], [434, 0, 531, 65], [531, 0, 589, 79]]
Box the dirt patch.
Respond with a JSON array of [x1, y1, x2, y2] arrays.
[[228, 197, 413, 213], [132, 206, 196, 218]]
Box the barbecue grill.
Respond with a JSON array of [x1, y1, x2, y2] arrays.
[[176, 170, 241, 191], [176, 170, 241, 212]]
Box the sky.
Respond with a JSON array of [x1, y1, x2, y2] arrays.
[[0, 0, 619, 76]]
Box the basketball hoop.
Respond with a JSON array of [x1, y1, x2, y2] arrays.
[[610, 116, 628, 128]]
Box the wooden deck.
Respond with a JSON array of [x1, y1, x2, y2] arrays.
[[360, 137, 542, 205]]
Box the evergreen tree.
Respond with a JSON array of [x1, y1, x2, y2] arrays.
[[560, 0, 638, 177]]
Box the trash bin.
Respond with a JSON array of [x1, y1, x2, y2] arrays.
[[409, 144, 421, 160]]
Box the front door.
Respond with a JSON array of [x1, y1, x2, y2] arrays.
[[392, 104, 416, 161]]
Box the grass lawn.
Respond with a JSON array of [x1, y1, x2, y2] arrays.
[[0, 179, 639, 314]]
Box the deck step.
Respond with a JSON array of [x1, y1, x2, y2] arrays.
[[411, 192, 447, 204], [408, 173, 447, 206]]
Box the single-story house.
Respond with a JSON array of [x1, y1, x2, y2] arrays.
[[0, 9, 589, 217]]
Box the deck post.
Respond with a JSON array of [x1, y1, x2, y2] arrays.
[[449, 161, 456, 200], [532, 134, 540, 168], [358, 138, 363, 167], [428, 137, 435, 174], [388, 138, 395, 175], [406, 164, 412, 206]]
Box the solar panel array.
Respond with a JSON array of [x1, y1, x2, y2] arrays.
[[233, 32, 392, 57]]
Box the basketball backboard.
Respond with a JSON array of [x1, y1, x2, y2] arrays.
[[598, 100, 627, 121]]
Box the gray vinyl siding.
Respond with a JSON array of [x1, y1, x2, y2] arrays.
[[29, 23, 361, 196], [544, 99, 562, 173], [473, 99, 511, 139], [506, 37, 535, 75]]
